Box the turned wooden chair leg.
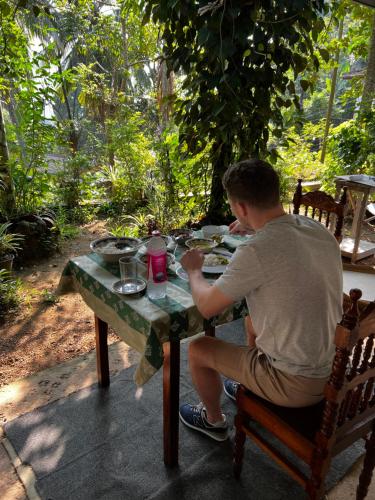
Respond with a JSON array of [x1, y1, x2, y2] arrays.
[[233, 413, 246, 479], [357, 428, 375, 500], [306, 457, 331, 500]]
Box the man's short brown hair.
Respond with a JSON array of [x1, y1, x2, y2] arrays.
[[222, 158, 280, 209]]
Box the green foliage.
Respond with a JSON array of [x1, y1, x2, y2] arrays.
[[1, 1, 373, 243], [0, 222, 24, 257], [144, 0, 328, 164], [322, 113, 375, 187], [0, 269, 21, 318], [54, 153, 91, 209], [54, 208, 81, 240], [108, 213, 154, 238], [275, 121, 326, 201], [99, 111, 156, 211], [40, 289, 59, 305], [156, 127, 212, 219]]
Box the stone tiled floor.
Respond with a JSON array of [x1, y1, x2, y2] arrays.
[[0, 341, 374, 500]]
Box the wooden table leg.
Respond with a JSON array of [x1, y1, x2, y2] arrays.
[[163, 338, 180, 467], [95, 315, 110, 388], [352, 192, 369, 263]]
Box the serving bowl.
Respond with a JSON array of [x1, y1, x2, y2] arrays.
[[185, 237, 218, 253], [169, 228, 194, 246], [90, 236, 141, 263]]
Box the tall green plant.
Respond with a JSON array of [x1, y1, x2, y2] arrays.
[[143, 0, 329, 220]]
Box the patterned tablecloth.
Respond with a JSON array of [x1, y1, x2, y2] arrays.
[[57, 249, 248, 386]]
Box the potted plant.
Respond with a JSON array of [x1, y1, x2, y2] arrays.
[[0, 222, 24, 271]]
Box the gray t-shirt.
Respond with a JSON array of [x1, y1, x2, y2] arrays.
[[215, 214, 343, 377]]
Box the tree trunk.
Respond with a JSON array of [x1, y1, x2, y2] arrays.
[[157, 61, 175, 204], [206, 141, 233, 223], [359, 12, 375, 120], [320, 18, 344, 163], [7, 89, 27, 167], [0, 100, 16, 216]]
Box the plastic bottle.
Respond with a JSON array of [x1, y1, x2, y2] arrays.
[[147, 230, 167, 299]]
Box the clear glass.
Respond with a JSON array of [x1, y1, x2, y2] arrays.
[[119, 256, 138, 293]]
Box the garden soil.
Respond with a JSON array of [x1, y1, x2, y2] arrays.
[[0, 221, 122, 390]]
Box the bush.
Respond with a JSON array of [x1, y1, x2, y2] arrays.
[[0, 269, 21, 319], [275, 122, 326, 201], [322, 114, 375, 189]]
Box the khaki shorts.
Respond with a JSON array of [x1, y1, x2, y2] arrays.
[[207, 337, 328, 408]]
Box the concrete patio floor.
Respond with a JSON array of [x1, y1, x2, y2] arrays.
[[0, 340, 374, 500]]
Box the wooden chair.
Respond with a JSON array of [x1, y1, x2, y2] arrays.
[[233, 289, 375, 500], [293, 179, 348, 242]]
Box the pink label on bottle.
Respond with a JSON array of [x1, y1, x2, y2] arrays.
[[147, 253, 167, 283]]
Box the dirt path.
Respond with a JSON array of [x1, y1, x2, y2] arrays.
[[0, 221, 121, 388]]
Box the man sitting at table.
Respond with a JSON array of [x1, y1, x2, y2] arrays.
[[179, 158, 343, 442]]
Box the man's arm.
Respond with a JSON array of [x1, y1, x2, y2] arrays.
[[181, 249, 234, 319], [188, 270, 234, 319]]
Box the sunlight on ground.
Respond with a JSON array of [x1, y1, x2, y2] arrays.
[[0, 384, 25, 406], [23, 426, 65, 473]]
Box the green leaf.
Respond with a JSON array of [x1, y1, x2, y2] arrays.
[[319, 48, 330, 63], [213, 103, 226, 117], [293, 54, 307, 73], [0, 1, 11, 15], [300, 80, 309, 92], [32, 5, 41, 17]]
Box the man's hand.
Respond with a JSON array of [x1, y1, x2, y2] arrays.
[[180, 248, 234, 319], [181, 249, 204, 273], [229, 219, 251, 235]]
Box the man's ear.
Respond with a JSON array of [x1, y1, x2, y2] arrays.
[[237, 201, 249, 218]]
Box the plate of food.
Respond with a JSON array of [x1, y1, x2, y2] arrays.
[[202, 253, 230, 274], [185, 238, 217, 253]]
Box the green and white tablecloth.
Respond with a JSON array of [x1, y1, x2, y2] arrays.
[[58, 251, 248, 386]]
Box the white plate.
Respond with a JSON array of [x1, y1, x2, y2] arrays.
[[202, 254, 230, 274], [201, 225, 229, 239]]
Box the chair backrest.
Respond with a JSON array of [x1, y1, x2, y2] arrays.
[[292, 179, 347, 242], [315, 289, 375, 454]]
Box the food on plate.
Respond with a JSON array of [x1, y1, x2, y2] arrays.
[[185, 238, 216, 253], [203, 253, 229, 267], [211, 234, 223, 244]]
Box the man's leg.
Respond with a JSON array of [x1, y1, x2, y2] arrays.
[[188, 336, 225, 423]]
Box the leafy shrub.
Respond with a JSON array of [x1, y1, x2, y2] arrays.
[[322, 114, 375, 189], [53, 209, 81, 240], [275, 122, 326, 201], [0, 269, 21, 319]]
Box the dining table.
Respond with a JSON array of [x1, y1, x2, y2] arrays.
[[57, 234, 249, 467]]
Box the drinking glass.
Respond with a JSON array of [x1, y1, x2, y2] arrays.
[[119, 256, 138, 293]]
